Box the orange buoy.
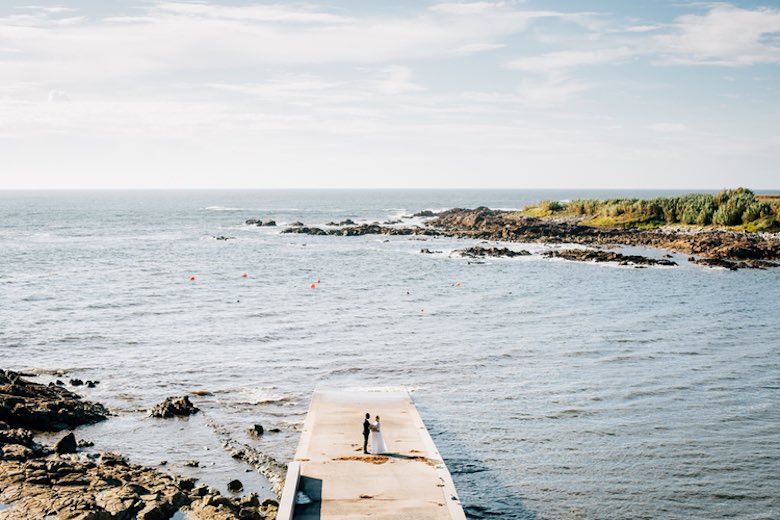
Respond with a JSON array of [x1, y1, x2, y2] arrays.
[[242, 273, 248, 278], [190, 276, 196, 281], [310, 283, 316, 289], [317, 279, 321, 284]]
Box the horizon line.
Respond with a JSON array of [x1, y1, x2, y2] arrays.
[[1, 186, 778, 192]]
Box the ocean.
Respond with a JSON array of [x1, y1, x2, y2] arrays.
[[1, 189, 778, 519]]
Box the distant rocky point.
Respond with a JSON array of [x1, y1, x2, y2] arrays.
[[242, 190, 780, 270]]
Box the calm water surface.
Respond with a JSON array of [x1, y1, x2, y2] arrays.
[[1, 190, 778, 519]]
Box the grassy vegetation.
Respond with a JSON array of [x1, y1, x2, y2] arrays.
[[522, 188, 780, 231]]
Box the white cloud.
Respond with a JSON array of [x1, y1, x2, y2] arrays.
[[1, 1, 778, 189], [17, 6, 74, 14], [516, 75, 591, 108], [429, 2, 511, 16], [625, 25, 660, 33], [506, 47, 635, 72], [447, 42, 505, 56], [47, 89, 69, 102], [0, 1, 586, 87], [207, 66, 422, 108], [152, 2, 351, 24], [374, 65, 424, 95], [646, 123, 687, 132], [657, 4, 780, 66], [209, 76, 346, 100]]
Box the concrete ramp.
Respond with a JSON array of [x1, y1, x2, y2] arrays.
[[277, 389, 466, 520]]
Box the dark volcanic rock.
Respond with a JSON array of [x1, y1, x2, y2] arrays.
[[244, 218, 276, 227], [290, 221, 304, 227], [543, 249, 677, 267], [227, 479, 244, 493], [455, 246, 531, 258], [0, 370, 108, 431], [687, 256, 776, 270], [689, 256, 741, 270], [283, 224, 434, 237], [282, 226, 329, 235], [328, 219, 356, 226], [249, 219, 277, 227], [247, 424, 264, 437], [53, 432, 77, 454], [69, 378, 84, 386], [413, 210, 438, 217], [149, 396, 199, 418]]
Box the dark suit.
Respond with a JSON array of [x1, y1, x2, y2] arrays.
[[362, 418, 370, 453]]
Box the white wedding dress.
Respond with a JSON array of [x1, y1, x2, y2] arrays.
[[371, 421, 387, 454]]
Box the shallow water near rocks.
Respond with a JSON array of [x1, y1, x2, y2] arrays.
[[1, 190, 779, 519]]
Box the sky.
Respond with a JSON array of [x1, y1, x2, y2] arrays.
[[0, 1, 779, 189]]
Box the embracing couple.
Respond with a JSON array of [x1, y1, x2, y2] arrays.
[[362, 412, 387, 455]]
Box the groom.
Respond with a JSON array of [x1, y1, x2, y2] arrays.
[[362, 412, 371, 454]]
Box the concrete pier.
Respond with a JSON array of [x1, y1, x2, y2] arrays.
[[277, 388, 466, 520]]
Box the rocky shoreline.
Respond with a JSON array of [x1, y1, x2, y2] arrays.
[[266, 207, 780, 269], [0, 370, 280, 520], [431, 207, 780, 267]]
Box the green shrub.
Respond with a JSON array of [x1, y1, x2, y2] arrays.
[[540, 200, 565, 213], [548, 188, 777, 229], [713, 206, 742, 226], [742, 202, 771, 224]]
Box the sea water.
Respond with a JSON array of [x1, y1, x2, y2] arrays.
[[1, 190, 778, 519]]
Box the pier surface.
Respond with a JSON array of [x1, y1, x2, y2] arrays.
[[279, 388, 466, 520]]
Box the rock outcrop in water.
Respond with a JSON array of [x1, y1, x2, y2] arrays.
[[454, 246, 532, 258], [543, 249, 678, 267], [283, 223, 435, 237], [245, 219, 277, 227], [686, 256, 776, 270], [149, 396, 200, 418], [53, 432, 77, 454], [0, 370, 108, 432]]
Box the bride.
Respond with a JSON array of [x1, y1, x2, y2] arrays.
[[371, 415, 387, 454]]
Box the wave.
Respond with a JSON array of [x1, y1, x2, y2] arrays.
[[203, 206, 244, 211], [255, 396, 297, 406]]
